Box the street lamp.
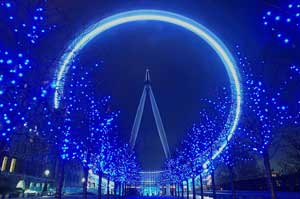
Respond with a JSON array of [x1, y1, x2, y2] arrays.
[[44, 169, 50, 177], [43, 169, 50, 195]]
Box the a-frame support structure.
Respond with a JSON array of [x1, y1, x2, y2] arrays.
[[129, 69, 171, 158]]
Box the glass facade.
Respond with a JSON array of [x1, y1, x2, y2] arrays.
[[137, 171, 169, 196]]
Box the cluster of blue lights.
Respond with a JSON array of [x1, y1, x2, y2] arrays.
[[236, 46, 294, 154], [219, 140, 252, 169], [165, 44, 300, 188], [0, 1, 56, 149], [290, 64, 300, 75], [0, 0, 56, 44], [262, 1, 300, 45], [54, 61, 140, 183], [166, 87, 232, 184]]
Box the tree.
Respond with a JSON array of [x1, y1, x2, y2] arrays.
[[277, 128, 300, 174], [236, 46, 297, 199], [165, 86, 232, 199], [198, 89, 253, 199], [0, 0, 56, 154], [180, 124, 207, 199], [56, 59, 121, 199], [217, 137, 253, 199], [115, 143, 140, 196], [166, 151, 186, 199], [89, 117, 120, 199], [194, 88, 231, 199]]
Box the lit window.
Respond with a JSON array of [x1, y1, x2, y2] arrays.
[[9, 158, 16, 173], [1, 156, 8, 172]]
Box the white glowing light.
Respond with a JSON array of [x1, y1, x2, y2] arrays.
[[44, 169, 50, 176], [53, 9, 242, 166]]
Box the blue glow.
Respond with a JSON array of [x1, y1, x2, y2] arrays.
[[6, 59, 12, 64], [284, 38, 289, 43], [53, 9, 242, 167], [5, 3, 11, 8], [262, 2, 300, 46]]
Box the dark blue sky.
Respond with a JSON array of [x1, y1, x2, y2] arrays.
[[45, 0, 269, 169]]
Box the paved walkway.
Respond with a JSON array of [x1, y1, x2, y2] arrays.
[[8, 192, 300, 199]]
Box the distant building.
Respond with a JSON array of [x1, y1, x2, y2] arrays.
[[0, 130, 84, 195]]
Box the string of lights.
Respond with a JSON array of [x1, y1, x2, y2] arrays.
[[262, 1, 300, 46]]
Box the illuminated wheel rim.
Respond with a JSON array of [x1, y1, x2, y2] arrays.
[[53, 9, 242, 167]]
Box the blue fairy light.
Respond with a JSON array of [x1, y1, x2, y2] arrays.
[[5, 2, 11, 8], [262, 1, 300, 46]]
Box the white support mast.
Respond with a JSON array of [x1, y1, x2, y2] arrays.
[[129, 69, 171, 159]]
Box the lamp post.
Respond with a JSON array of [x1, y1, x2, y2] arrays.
[[44, 169, 50, 195]]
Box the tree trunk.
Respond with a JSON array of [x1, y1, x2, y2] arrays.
[[263, 150, 277, 199], [83, 166, 89, 199], [107, 178, 110, 199], [123, 183, 125, 198], [114, 181, 117, 199], [181, 182, 184, 199], [211, 169, 216, 199], [192, 177, 196, 199], [229, 166, 236, 199], [186, 179, 189, 199], [119, 182, 122, 199], [98, 173, 103, 199], [54, 158, 65, 199], [199, 174, 204, 199], [172, 184, 175, 197]]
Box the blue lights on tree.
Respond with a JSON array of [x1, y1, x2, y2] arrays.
[[0, 48, 30, 149], [236, 45, 298, 199], [165, 87, 231, 199], [290, 64, 300, 75], [0, 0, 56, 45], [166, 40, 299, 199], [0, 0, 56, 152], [262, 1, 300, 46], [53, 60, 139, 199]]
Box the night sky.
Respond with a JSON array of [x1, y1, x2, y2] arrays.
[[42, 0, 268, 169]]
